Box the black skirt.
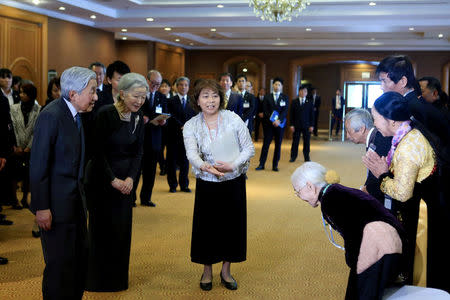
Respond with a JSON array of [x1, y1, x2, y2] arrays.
[[191, 174, 247, 265]]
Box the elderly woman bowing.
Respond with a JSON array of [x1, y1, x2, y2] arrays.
[[85, 73, 146, 292], [183, 79, 254, 291]]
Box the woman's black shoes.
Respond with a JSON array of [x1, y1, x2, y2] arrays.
[[32, 230, 40, 238], [220, 272, 238, 290], [200, 274, 212, 291]]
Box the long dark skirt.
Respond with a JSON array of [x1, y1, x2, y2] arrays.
[[85, 181, 133, 292], [191, 174, 247, 265]]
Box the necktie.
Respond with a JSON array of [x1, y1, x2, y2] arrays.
[[75, 113, 81, 131], [181, 97, 186, 108], [149, 93, 154, 108], [224, 94, 229, 108]]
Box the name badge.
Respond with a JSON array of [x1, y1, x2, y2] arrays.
[[155, 105, 162, 114], [243, 102, 250, 108], [280, 100, 286, 107], [384, 196, 392, 210]]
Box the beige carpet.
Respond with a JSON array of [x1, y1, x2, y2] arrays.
[[0, 134, 368, 299]]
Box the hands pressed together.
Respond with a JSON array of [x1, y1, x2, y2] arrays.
[[362, 150, 389, 178], [111, 177, 134, 195], [200, 161, 234, 178]]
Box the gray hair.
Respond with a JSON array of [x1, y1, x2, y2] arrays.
[[117, 73, 149, 99], [61, 67, 96, 100], [344, 108, 373, 132], [291, 162, 327, 189], [147, 69, 161, 80], [176, 76, 190, 85]]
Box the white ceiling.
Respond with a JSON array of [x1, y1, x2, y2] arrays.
[[2, 0, 450, 50]]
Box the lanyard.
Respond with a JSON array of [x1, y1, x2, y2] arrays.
[[320, 184, 345, 251]]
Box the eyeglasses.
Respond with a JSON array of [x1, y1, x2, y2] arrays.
[[150, 80, 161, 87]]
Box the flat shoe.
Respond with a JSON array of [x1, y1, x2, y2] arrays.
[[200, 275, 212, 291], [220, 273, 238, 290]]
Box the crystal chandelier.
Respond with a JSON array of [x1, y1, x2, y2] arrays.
[[249, 0, 309, 22]]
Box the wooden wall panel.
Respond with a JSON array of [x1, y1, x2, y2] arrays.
[[116, 41, 149, 76], [155, 43, 185, 83]]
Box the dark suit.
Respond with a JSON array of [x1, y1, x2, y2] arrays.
[[290, 97, 314, 161], [254, 94, 265, 141], [30, 98, 87, 300], [92, 84, 114, 115], [330, 95, 345, 135], [311, 94, 321, 136], [226, 91, 243, 117], [0, 96, 15, 208], [166, 95, 196, 190], [139, 91, 168, 204], [259, 93, 289, 168], [241, 91, 256, 133], [365, 128, 392, 203]]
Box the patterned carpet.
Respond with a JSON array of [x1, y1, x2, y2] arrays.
[[0, 134, 367, 299]]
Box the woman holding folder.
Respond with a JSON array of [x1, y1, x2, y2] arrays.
[[183, 79, 255, 291]]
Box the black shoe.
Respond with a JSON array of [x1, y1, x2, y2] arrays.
[[255, 165, 264, 171], [0, 219, 13, 225], [272, 167, 279, 172], [159, 170, 166, 176], [181, 188, 191, 193], [289, 158, 296, 162], [141, 202, 156, 207], [32, 230, 40, 238], [21, 199, 29, 209], [132, 202, 137, 207], [304, 157, 311, 162], [12, 203, 22, 210], [200, 274, 212, 291], [0, 257, 8, 265], [169, 188, 177, 193], [220, 273, 238, 290]]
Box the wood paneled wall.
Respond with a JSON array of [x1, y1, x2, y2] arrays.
[[155, 43, 185, 83], [0, 5, 47, 104]]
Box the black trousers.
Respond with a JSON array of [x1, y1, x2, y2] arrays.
[[345, 253, 401, 300], [139, 147, 159, 204], [166, 142, 189, 190], [254, 116, 263, 141], [313, 110, 319, 136], [40, 214, 88, 300], [259, 123, 284, 168], [290, 127, 311, 161], [330, 109, 343, 135]]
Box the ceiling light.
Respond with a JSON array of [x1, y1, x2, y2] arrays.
[[276, 38, 281, 40], [90, 15, 96, 19], [58, 6, 66, 11], [306, 28, 312, 31], [121, 29, 127, 32], [146, 18, 154, 22], [409, 27, 414, 31], [250, 0, 308, 22], [369, 2, 376, 6], [122, 37, 127, 40], [175, 38, 180, 42], [189, 42, 194, 46], [217, 4, 224, 8], [32, 0, 40, 4], [164, 27, 172, 31], [371, 38, 375, 41], [307, 2, 311, 5], [210, 28, 217, 32], [438, 33, 444, 38], [243, 68, 248, 72]]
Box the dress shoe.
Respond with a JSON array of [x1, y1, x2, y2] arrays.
[[141, 202, 156, 207], [21, 199, 29, 209], [272, 167, 279, 172], [0, 219, 13, 225], [220, 273, 238, 290], [12, 203, 22, 210], [32, 230, 41, 238], [132, 202, 137, 207], [200, 274, 212, 291], [159, 169, 166, 176], [289, 158, 296, 163], [0, 257, 8, 265], [181, 188, 191, 193], [304, 157, 311, 162], [255, 165, 264, 171], [169, 188, 177, 193]]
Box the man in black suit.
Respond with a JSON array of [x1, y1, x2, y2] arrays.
[[0, 68, 21, 106], [311, 88, 321, 136], [418, 76, 449, 112], [30, 67, 98, 300], [166, 76, 196, 193], [139, 70, 167, 207], [236, 74, 256, 133], [219, 72, 243, 117], [330, 88, 345, 136], [254, 88, 266, 141], [89, 62, 106, 93], [256, 77, 289, 172], [344, 108, 391, 204], [289, 85, 314, 163]]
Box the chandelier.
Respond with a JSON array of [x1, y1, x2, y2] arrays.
[[249, 0, 309, 22]]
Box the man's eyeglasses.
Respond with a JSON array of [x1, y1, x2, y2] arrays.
[[150, 80, 161, 87]]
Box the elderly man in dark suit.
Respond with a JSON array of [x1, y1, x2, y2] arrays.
[[30, 66, 98, 300], [344, 108, 391, 205], [236, 74, 256, 133], [289, 85, 314, 163], [166, 76, 196, 193], [139, 70, 167, 207], [256, 77, 289, 172], [219, 72, 243, 117]]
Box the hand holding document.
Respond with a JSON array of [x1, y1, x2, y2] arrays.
[[150, 113, 170, 125]]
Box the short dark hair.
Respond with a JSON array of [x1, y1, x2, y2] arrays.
[[47, 77, 61, 99], [273, 77, 284, 85], [106, 60, 130, 79], [299, 84, 308, 90], [21, 83, 37, 101], [219, 72, 233, 82], [376, 55, 416, 89], [0, 68, 12, 78], [89, 62, 106, 73], [418, 76, 442, 93], [161, 79, 171, 87], [12, 76, 22, 86], [191, 79, 225, 113], [236, 74, 247, 81]]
